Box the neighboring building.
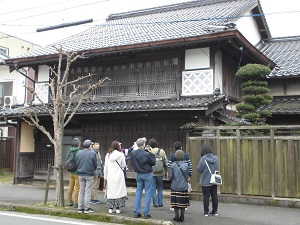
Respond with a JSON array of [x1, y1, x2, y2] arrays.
[[1, 0, 280, 181], [256, 36, 300, 125], [0, 32, 39, 174]]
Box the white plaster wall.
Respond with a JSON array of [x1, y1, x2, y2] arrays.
[[214, 51, 223, 93], [0, 65, 26, 105], [0, 32, 39, 57], [185, 47, 210, 70], [236, 11, 262, 46], [38, 65, 50, 82], [20, 121, 35, 153]]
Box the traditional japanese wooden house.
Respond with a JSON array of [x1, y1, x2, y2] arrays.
[[2, 0, 276, 181]]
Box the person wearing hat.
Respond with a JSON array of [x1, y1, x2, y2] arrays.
[[76, 139, 97, 214], [148, 138, 168, 208], [168, 150, 190, 222], [130, 137, 156, 219], [66, 138, 81, 208]]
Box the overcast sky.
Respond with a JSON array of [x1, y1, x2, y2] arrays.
[[0, 0, 300, 46]]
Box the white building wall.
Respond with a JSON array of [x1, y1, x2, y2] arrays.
[[236, 11, 262, 46], [0, 66, 26, 105], [0, 32, 39, 57], [38, 65, 50, 82]]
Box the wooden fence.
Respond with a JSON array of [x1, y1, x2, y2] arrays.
[[187, 126, 300, 199]]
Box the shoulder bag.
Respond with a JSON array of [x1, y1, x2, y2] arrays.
[[204, 159, 222, 186], [175, 162, 192, 192]]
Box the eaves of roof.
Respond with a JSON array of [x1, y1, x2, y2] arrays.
[[0, 95, 226, 118], [259, 96, 300, 114], [5, 30, 275, 69]]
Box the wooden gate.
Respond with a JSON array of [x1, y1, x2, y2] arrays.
[[0, 138, 12, 170]]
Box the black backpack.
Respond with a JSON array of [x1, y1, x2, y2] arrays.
[[65, 150, 78, 172]]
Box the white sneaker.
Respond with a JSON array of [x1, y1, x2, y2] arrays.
[[116, 209, 121, 214], [108, 209, 114, 214]]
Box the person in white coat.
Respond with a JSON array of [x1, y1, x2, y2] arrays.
[[104, 140, 127, 214]]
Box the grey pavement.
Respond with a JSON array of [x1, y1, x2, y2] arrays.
[[0, 181, 299, 225]]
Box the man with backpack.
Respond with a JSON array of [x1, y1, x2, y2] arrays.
[[148, 138, 168, 208], [66, 138, 81, 208]]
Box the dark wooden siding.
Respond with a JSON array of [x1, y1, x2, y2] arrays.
[[68, 55, 181, 100], [81, 114, 191, 171], [33, 112, 195, 171], [222, 53, 242, 100]]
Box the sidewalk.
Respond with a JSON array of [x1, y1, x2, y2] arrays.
[[0, 181, 300, 225]]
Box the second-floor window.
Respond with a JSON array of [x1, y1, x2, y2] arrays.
[[0, 82, 13, 105], [0, 46, 9, 55]]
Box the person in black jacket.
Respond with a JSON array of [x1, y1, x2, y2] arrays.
[[130, 137, 156, 219]]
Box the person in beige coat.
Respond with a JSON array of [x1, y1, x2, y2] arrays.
[[104, 140, 127, 214]]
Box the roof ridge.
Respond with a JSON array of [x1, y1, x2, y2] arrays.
[[263, 36, 300, 43], [106, 0, 234, 21]]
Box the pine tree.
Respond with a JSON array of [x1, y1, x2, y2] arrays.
[[235, 64, 272, 124]]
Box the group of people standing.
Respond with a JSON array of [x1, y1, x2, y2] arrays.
[[66, 136, 220, 221]]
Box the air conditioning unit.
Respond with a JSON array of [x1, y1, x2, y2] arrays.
[[4, 96, 17, 108]]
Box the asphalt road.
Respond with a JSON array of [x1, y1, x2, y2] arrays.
[[0, 211, 122, 225], [0, 182, 299, 225]]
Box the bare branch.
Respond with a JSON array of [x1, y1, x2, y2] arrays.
[[64, 77, 109, 126], [21, 109, 54, 144]]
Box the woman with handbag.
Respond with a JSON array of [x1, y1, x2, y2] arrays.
[[197, 145, 219, 216], [104, 140, 127, 214], [168, 150, 190, 222]]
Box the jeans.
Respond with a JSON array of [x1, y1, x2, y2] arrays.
[[78, 176, 94, 210], [67, 173, 79, 204], [202, 185, 218, 213], [151, 176, 163, 206], [134, 172, 153, 216]]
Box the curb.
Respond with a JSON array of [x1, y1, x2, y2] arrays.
[[0, 202, 175, 225]]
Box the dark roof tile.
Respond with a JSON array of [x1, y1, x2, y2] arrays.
[[0, 95, 226, 117], [11, 0, 257, 60], [256, 36, 300, 77], [260, 96, 300, 114]]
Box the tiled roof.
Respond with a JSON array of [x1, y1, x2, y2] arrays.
[[256, 36, 300, 77], [215, 108, 252, 125], [260, 96, 300, 114], [0, 95, 226, 118], [11, 0, 258, 60]]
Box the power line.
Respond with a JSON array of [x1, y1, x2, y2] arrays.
[[0, 0, 110, 24], [0, 0, 76, 16]]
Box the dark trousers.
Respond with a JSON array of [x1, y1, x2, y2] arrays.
[[202, 185, 218, 213], [174, 207, 185, 220]]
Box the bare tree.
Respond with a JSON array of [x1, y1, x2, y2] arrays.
[[22, 48, 108, 206]]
